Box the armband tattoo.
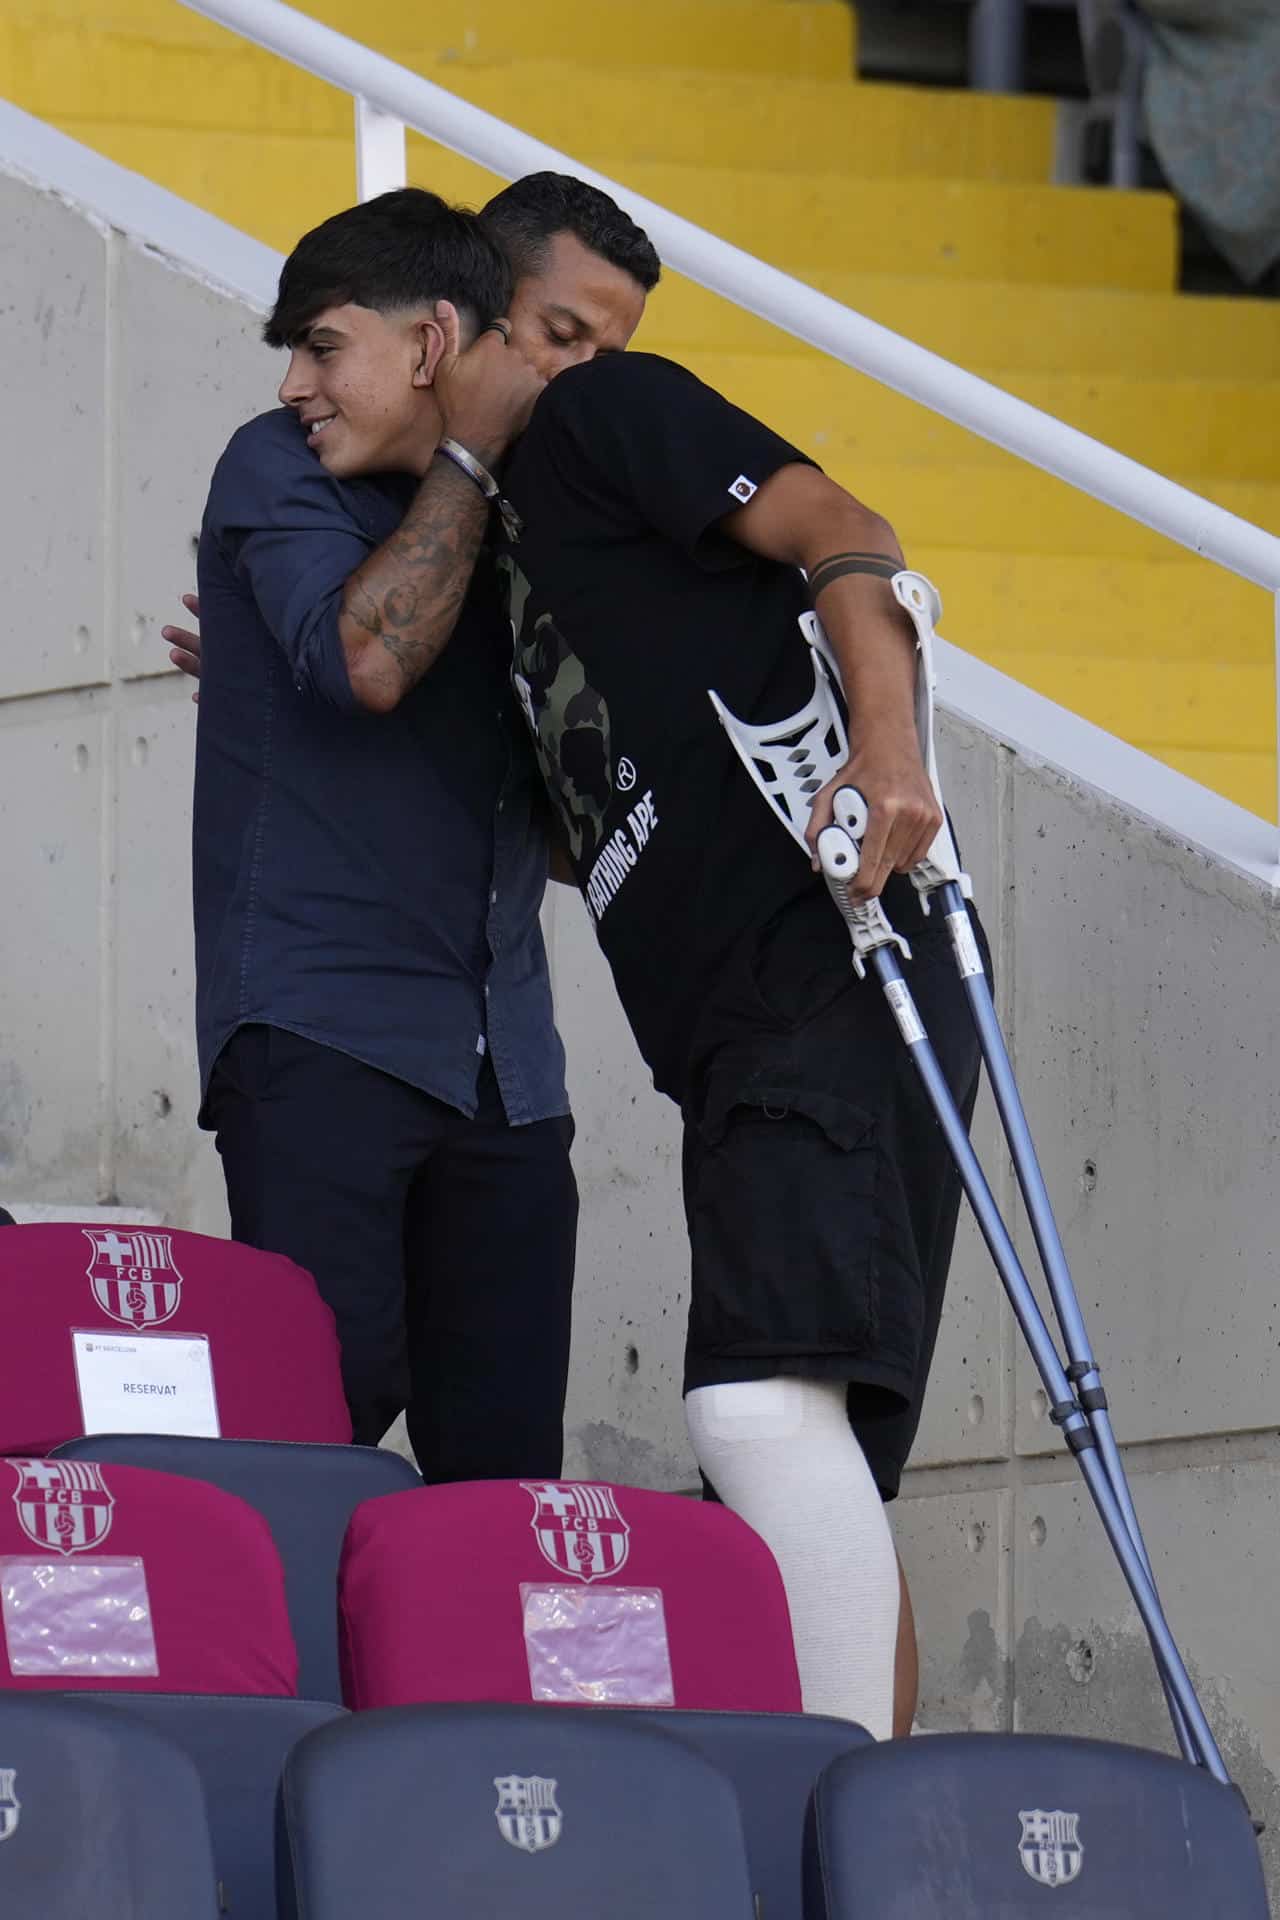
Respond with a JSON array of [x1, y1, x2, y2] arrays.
[[807, 552, 900, 599]]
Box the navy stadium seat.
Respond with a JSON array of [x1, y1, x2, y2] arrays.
[[0, 1694, 220, 1917], [66, 1693, 343, 1920], [804, 1732, 1270, 1917], [282, 1702, 757, 1919], [633, 1709, 870, 1920], [53, 1434, 421, 1701]]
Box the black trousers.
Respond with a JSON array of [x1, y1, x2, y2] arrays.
[[205, 1025, 578, 1482]]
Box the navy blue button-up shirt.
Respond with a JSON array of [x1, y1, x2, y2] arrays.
[[193, 407, 567, 1126]]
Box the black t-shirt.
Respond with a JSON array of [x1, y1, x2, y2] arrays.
[[498, 352, 859, 1101]]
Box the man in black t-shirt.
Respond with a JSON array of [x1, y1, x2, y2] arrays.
[[498, 352, 984, 1739]]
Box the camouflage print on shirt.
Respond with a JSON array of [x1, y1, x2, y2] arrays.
[[499, 554, 616, 868]]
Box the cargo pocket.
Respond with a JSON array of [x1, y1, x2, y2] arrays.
[[686, 1079, 888, 1364]]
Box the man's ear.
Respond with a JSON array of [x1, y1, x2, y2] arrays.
[[412, 300, 462, 388]]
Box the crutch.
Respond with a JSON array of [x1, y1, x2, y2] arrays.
[[708, 573, 1229, 1784]]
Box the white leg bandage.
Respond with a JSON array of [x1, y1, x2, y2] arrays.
[[685, 1377, 899, 1739]]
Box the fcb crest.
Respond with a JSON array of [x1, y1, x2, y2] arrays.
[[494, 1774, 561, 1853], [0, 1770, 18, 1844], [84, 1227, 182, 1329], [521, 1482, 630, 1584], [1019, 1809, 1084, 1888], [11, 1458, 115, 1556]]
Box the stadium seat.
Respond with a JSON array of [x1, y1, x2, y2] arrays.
[[282, 1702, 756, 1919], [338, 1478, 802, 1712], [54, 1434, 421, 1702], [0, 1693, 220, 1917], [0, 1458, 297, 1696], [67, 1694, 343, 1920], [0, 1222, 351, 1453], [805, 1732, 1271, 1916], [633, 1709, 870, 1920]]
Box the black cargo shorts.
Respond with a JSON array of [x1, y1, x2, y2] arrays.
[[681, 878, 985, 1498]]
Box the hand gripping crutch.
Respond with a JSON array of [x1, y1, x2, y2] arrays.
[[709, 573, 1229, 1783]]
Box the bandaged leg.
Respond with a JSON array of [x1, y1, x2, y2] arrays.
[[685, 1377, 899, 1738]]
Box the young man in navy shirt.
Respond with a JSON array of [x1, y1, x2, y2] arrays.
[[191, 184, 658, 1483]]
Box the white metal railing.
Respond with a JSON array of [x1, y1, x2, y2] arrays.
[[181, 0, 1280, 835]]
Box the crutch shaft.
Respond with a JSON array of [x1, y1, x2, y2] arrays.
[[936, 882, 1099, 1379], [1075, 1442, 1229, 1783], [868, 947, 1225, 1778], [934, 881, 1196, 1755], [936, 895, 1175, 1549]]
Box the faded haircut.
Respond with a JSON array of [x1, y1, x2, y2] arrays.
[[264, 187, 512, 348], [481, 172, 661, 292]]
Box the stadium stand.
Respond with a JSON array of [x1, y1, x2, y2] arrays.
[[0, 1693, 221, 1916], [0, 1458, 298, 1696], [53, 1434, 422, 1702], [337, 1478, 803, 1713], [805, 1731, 1272, 1915], [1, 0, 1276, 813], [0, 0, 1276, 1909], [0, 1223, 351, 1453], [281, 1701, 757, 1919], [68, 1694, 345, 1920]]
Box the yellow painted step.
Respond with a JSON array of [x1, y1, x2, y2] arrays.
[[0, 0, 854, 75], [33, 121, 495, 250], [640, 273, 1280, 380], [47, 122, 1177, 294], [916, 547, 1271, 671], [681, 353, 1280, 482], [1160, 749, 1274, 819], [912, 545, 1271, 704], [823, 460, 1280, 560], [594, 162, 1177, 288], [980, 652, 1272, 753], [2, 34, 1054, 182], [913, 547, 1275, 813]]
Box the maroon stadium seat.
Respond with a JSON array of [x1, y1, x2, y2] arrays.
[[339, 1478, 801, 1713], [0, 1223, 350, 1452], [0, 1458, 297, 1696]]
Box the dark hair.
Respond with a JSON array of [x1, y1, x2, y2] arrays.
[[264, 188, 512, 348], [481, 173, 661, 293]]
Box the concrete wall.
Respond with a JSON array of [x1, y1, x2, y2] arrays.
[[3, 131, 1280, 1886]]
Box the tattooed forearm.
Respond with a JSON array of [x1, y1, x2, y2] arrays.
[[345, 580, 385, 639], [338, 457, 489, 710], [807, 551, 901, 600]]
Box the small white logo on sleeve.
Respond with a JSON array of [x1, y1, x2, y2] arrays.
[[728, 475, 757, 503], [616, 757, 637, 792]]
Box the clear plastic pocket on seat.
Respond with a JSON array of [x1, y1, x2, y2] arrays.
[[1, 1555, 158, 1677], [521, 1582, 675, 1706]]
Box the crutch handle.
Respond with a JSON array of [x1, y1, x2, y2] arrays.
[[888, 571, 972, 910], [816, 794, 912, 979], [831, 784, 868, 840]]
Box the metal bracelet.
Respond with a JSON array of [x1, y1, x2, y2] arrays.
[[436, 438, 524, 542], [437, 436, 500, 501]]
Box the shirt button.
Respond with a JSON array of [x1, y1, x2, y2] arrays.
[[490, 889, 498, 904]]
